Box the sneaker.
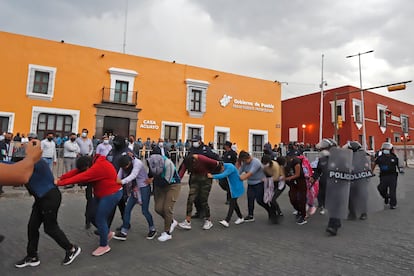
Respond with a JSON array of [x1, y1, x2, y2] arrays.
[[319, 207, 326, 215], [107, 231, 114, 242], [157, 232, 172, 242], [178, 220, 192, 230], [169, 219, 178, 234], [202, 220, 213, 230], [92, 246, 111, 256], [219, 220, 229, 228], [234, 217, 244, 225], [296, 216, 308, 225], [292, 210, 298, 215], [63, 245, 81, 265], [359, 213, 367, 220], [243, 215, 255, 222], [147, 230, 157, 240], [390, 205, 397, 209], [113, 231, 127, 241], [0, 234, 4, 243], [308, 206, 317, 216], [15, 256, 40, 268]]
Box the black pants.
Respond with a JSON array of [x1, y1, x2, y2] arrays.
[[328, 217, 342, 229], [288, 179, 307, 218], [317, 180, 326, 208], [84, 184, 93, 225], [247, 182, 275, 217], [27, 188, 72, 257], [271, 185, 285, 215], [377, 174, 398, 207], [225, 198, 242, 222], [218, 178, 231, 202]]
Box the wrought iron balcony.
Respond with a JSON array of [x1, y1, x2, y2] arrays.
[[101, 87, 138, 105]]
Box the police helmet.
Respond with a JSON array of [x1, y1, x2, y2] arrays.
[[381, 142, 393, 150], [316, 138, 337, 150], [344, 141, 362, 152]]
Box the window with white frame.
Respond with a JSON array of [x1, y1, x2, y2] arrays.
[[401, 115, 409, 133], [162, 121, 183, 142], [214, 126, 230, 152], [31, 106, 80, 138], [26, 64, 57, 100], [108, 67, 138, 104], [248, 129, 268, 154], [377, 104, 387, 127], [185, 123, 204, 141], [330, 99, 345, 123], [185, 79, 209, 118], [352, 99, 362, 123], [0, 112, 15, 133]]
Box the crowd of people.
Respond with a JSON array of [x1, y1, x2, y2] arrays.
[[0, 131, 404, 269]]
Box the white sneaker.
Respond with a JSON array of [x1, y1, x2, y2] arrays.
[[234, 217, 244, 225], [157, 232, 172, 242], [202, 220, 213, 230], [308, 206, 317, 216], [170, 219, 178, 233], [292, 210, 298, 215], [319, 208, 326, 215], [178, 220, 192, 230], [219, 220, 229, 228]]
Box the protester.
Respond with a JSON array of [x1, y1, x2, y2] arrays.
[[238, 151, 278, 223], [56, 155, 122, 256], [207, 158, 245, 228], [113, 154, 157, 241], [15, 159, 81, 268]]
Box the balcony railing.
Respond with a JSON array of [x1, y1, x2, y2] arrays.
[[101, 87, 138, 105]]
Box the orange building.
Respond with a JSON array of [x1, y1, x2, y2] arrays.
[[0, 31, 281, 152]]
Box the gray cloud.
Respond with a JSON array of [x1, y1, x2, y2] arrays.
[[0, 0, 412, 102]]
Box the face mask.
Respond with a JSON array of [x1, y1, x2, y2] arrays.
[[81, 132, 87, 138], [103, 140, 109, 144], [158, 142, 164, 147], [70, 138, 76, 142], [47, 137, 53, 141], [192, 142, 200, 148], [382, 149, 390, 154]]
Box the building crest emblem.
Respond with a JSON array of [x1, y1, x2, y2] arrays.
[[220, 94, 232, 107]]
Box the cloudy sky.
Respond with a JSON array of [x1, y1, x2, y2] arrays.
[[1, 0, 413, 103]]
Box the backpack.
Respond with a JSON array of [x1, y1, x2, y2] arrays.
[[298, 155, 313, 178], [147, 154, 165, 176]]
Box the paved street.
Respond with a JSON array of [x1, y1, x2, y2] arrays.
[[1, 171, 414, 276]]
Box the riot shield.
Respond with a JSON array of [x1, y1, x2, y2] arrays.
[[325, 147, 353, 219]]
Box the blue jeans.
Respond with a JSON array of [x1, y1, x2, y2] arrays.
[[93, 189, 123, 246], [121, 185, 155, 233], [42, 157, 53, 171]]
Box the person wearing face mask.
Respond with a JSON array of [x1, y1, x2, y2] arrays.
[[154, 138, 170, 158], [372, 142, 403, 210], [63, 133, 81, 176], [76, 129, 93, 157], [96, 135, 112, 157], [40, 132, 57, 171]]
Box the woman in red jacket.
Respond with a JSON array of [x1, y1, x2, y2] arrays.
[[56, 155, 122, 256]]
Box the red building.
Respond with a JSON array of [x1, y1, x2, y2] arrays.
[[282, 85, 414, 150]]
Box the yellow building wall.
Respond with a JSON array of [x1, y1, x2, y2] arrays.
[[0, 31, 281, 151]]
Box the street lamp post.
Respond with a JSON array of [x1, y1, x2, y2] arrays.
[[302, 124, 306, 144], [346, 50, 374, 150], [319, 54, 327, 142]]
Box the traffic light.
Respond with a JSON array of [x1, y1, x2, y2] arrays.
[[385, 109, 392, 116], [337, 115, 343, 129], [400, 135, 404, 142], [407, 135, 411, 142], [388, 84, 406, 92]]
